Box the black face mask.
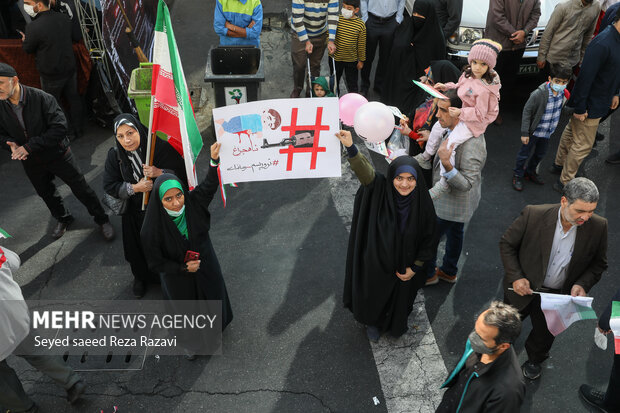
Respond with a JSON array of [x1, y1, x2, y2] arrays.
[[412, 16, 425, 32], [468, 330, 499, 355]]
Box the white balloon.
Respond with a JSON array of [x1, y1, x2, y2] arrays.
[[353, 102, 395, 143]]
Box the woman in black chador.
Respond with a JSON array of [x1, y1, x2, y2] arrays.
[[140, 142, 233, 339], [103, 113, 187, 298], [336, 130, 437, 341], [381, 0, 446, 116]]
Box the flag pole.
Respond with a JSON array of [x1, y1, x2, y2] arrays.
[[142, 90, 156, 210]]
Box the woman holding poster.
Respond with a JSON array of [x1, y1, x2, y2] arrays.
[[336, 130, 437, 342], [141, 143, 233, 355]]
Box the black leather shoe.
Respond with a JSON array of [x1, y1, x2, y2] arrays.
[[525, 171, 545, 185], [553, 180, 565, 194], [133, 280, 147, 298], [522, 360, 542, 380], [52, 216, 74, 239], [66, 380, 86, 404], [548, 163, 562, 174], [579, 384, 609, 412], [100, 222, 115, 241], [595, 131, 605, 141], [512, 175, 524, 191]]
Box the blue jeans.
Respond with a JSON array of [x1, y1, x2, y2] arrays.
[[513, 135, 550, 177], [426, 217, 464, 278]]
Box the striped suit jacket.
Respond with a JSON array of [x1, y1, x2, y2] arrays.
[[432, 129, 487, 223]]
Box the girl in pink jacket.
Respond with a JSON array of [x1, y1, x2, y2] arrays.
[[415, 39, 502, 198]]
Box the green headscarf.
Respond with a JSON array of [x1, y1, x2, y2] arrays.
[[311, 77, 336, 97], [158, 179, 188, 239]]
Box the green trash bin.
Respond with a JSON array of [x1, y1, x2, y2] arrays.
[[128, 63, 154, 127]]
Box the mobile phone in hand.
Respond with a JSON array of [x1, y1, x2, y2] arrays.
[[184, 250, 200, 262]]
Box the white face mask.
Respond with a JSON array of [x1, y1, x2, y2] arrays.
[[164, 205, 185, 217], [24, 4, 38, 18], [341, 8, 354, 19]]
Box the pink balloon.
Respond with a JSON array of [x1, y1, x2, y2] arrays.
[[353, 102, 395, 143], [339, 93, 368, 126]]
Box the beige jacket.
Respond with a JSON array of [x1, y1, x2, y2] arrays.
[[537, 0, 601, 67]]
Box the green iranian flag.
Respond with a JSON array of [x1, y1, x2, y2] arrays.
[[0, 228, 11, 239], [150, 0, 203, 189]]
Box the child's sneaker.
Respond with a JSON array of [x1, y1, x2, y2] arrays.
[[413, 153, 432, 170], [512, 175, 524, 191]]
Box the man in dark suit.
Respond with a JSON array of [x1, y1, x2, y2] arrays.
[[499, 177, 607, 380]]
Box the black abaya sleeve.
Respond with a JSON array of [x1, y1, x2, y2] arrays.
[[187, 161, 220, 225], [142, 236, 186, 277], [103, 148, 126, 198], [412, 204, 438, 265]]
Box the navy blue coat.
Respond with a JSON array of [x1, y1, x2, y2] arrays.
[[568, 25, 620, 118]]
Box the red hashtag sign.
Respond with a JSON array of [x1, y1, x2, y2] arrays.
[[279, 107, 329, 171]]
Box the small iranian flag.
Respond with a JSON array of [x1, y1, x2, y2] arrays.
[[149, 0, 203, 189], [540, 292, 597, 336], [0, 228, 11, 239], [412, 80, 449, 100], [610, 301, 620, 354]]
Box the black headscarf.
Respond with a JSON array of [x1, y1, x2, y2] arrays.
[[110, 113, 188, 188], [113, 113, 145, 184], [381, 0, 446, 115], [343, 156, 437, 336], [393, 163, 418, 233]]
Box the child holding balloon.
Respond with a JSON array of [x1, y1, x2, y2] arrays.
[[414, 39, 502, 198]]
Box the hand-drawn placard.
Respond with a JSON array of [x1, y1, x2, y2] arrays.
[[213, 97, 342, 184]]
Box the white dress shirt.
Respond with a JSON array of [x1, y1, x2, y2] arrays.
[[543, 208, 577, 289]]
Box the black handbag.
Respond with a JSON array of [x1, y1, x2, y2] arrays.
[[101, 148, 128, 216]]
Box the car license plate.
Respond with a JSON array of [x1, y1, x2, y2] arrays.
[[519, 64, 539, 74]]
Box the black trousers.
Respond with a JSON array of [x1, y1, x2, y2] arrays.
[[361, 14, 398, 93], [495, 49, 525, 97], [40, 72, 85, 137], [22, 150, 108, 225], [505, 294, 555, 364], [334, 61, 359, 95], [0, 355, 79, 411], [604, 354, 620, 409]]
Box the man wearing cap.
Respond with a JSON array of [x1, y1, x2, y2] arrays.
[[0, 63, 114, 241]]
